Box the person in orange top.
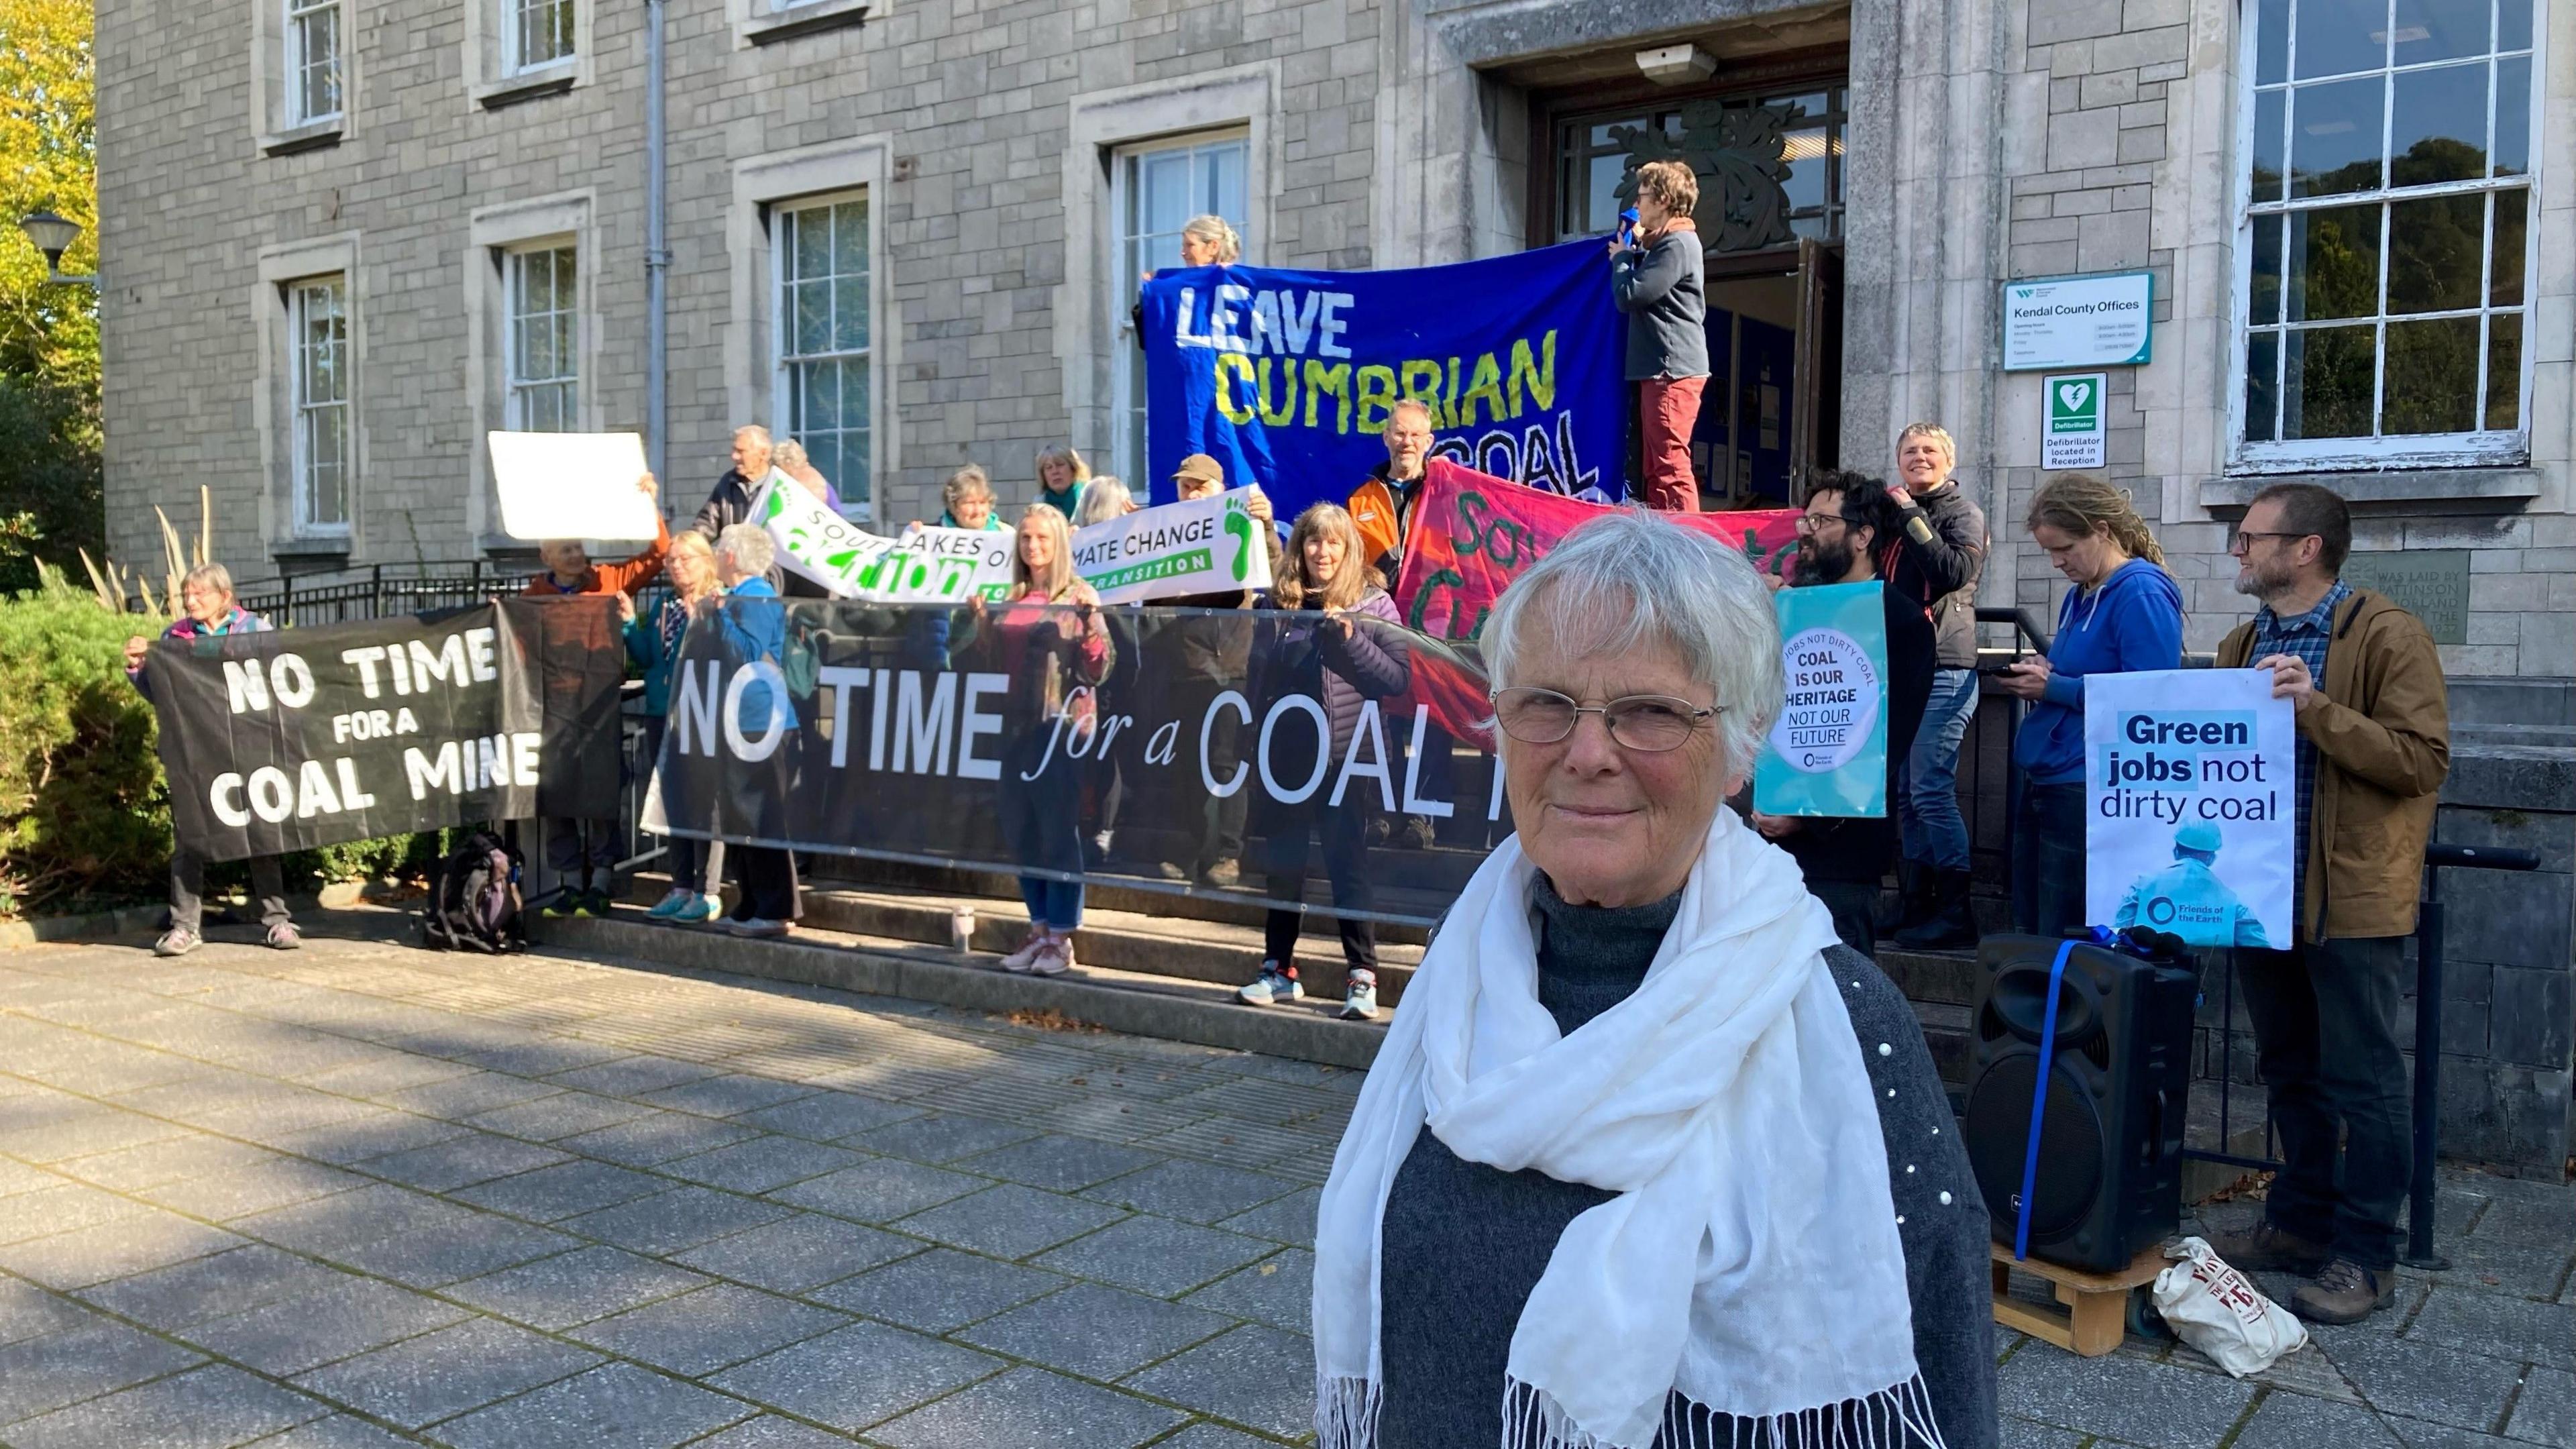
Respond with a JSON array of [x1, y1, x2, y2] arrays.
[[1346, 397, 1434, 582], [523, 472, 671, 600], [522, 470, 666, 916], [1344, 398, 1446, 850]]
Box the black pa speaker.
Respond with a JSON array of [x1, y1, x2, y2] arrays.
[[1964, 931, 2197, 1273]]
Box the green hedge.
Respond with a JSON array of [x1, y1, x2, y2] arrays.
[[0, 584, 444, 919]]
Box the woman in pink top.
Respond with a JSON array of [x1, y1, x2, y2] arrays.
[[971, 504, 1114, 977]]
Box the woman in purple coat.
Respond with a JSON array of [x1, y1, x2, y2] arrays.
[[1236, 504, 1411, 1021]]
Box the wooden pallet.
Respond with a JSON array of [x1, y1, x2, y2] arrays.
[[1990, 1242, 2169, 1357]]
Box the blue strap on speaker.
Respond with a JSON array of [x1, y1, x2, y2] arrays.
[[2012, 938, 2082, 1261]]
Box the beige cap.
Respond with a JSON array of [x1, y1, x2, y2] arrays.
[[1172, 453, 1225, 486]]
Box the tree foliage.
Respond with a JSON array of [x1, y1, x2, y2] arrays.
[[0, 0, 100, 590]]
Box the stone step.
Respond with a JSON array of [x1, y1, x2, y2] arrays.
[[628, 875, 1421, 1007], [543, 909, 1391, 1071], [1877, 945, 1982, 1006], [800, 851, 1448, 946]]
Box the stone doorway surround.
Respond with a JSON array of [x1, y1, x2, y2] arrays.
[[1374, 0, 2012, 556]]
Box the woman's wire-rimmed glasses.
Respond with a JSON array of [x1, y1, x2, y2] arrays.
[[1490, 687, 1721, 752]]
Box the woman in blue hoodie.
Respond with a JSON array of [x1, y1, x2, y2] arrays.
[[1996, 474, 2184, 936]]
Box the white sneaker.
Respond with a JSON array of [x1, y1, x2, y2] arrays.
[[731, 917, 789, 939], [1028, 934, 1075, 977], [998, 926, 1050, 973], [1236, 962, 1303, 1006]]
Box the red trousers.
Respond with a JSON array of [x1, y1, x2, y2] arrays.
[[1640, 375, 1707, 513]]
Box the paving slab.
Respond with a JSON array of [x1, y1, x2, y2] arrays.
[[1033, 1214, 1276, 1297], [568, 1283, 851, 1375], [808, 1248, 1067, 1333], [659, 1135, 866, 1193], [557, 1186, 798, 1256], [893, 1183, 1129, 1260], [1995, 1347, 2256, 1449], [443, 1245, 712, 1330], [709, 1320, 1004, 1432], [1079, 1159, 1301, 1224], [180, 1275, 473, 1375], [0, 1363, 333, 1449], [672, 1212, 920, 1292], [0, 1319, 207, 1425], [429, 1361, 755, 1449], [288, 1317, 602, 1428], [867, 1364, 1188, 1449], [1119, 1323, 1318, 1441], [956, 1281, 1234, 1380]]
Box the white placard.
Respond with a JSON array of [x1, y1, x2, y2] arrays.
[[488, 431, 661, 541], [2002, 272, 2153, 371], [757, 476, 1018, 602], [2041, 372, 2108, 470], [2085, 669, 2295, 949], [1067, 490, 1277, 604]]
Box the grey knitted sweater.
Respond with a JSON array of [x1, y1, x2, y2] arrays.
[[1374, 879, 1998, 1449]]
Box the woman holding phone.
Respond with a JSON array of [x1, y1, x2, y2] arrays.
[[1992, 474, 2184, 936]]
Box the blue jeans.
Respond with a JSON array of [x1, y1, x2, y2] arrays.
[[1897, 668, 1979, 871], [1020, 875, 1084, 932]]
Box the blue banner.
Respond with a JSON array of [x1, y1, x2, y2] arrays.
[[1139, 241, 1629, 521], [1754, 582, 1892, 818]]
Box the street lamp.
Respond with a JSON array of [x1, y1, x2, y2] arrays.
[[17, 211, 97, 286]]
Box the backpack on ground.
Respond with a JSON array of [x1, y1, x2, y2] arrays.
[[419, 830, 527, 953]]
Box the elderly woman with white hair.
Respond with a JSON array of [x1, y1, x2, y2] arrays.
[[1313, 511, 1994, 1449], [708, 523, 800, 938]]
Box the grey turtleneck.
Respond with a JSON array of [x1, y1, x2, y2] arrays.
[[1373, 877, 1998, 1449]]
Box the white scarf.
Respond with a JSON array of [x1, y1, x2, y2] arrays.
[[1312, 808, 1943, 1449]]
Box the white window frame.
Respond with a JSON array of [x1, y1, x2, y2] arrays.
[[728, 138, 896, 521], [503, 244, 580, 433], [283, 0, 342, 127], [503, 0, 578, 75], [770, 189, 873, 521], [2225, 0, 2544, 474], [1057, 66, 1279, 496], [1108, 130, 1252, 486], [288, 276, 352, 535]]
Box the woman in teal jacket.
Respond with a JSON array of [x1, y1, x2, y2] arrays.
[[623, 531, 724, 922]]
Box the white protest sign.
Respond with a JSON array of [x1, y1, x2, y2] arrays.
[[488, 431, 661, 541], [756, 477, 1017, 603], [2085, 669, 2294, 949], [1068, 490, 1275, 604]]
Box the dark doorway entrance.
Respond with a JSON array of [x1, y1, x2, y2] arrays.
[[1538, 69, 1849, 508]]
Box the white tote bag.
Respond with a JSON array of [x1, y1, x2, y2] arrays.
[[2151, 1236, 2308, 1377]]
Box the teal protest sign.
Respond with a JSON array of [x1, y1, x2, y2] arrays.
[[1754, 581, 1890, 818]]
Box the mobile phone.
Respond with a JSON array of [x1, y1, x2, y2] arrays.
[[1977, 659, 2027, 676]]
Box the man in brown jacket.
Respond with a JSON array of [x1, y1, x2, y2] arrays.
[[2208, 482, 2449, 1326]]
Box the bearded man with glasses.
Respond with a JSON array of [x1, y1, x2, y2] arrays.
[[1739, 470, 1937, 955]]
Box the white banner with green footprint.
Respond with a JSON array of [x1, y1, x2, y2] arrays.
[[1067, 490, 1276, 604], [753, 474, 1018, 603]]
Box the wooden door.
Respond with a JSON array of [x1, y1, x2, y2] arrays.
[[1788, 236, 1845, 491]]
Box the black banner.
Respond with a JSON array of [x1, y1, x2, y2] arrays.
[[644, 599, 1505, 926], [150, 598, 627, 861]]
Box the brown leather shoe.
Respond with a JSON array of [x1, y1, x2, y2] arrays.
[[2208, 1220, 2332, 1276], [2290, 1258, 2396, 1325]]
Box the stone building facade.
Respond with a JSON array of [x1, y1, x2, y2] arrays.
[[96, 0, 2573, 1167]]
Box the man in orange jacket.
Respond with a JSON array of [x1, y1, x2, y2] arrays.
[[1344, 398, 1444, 849], [1346, 398, 1434, 583], [522, 471, 668, 915]]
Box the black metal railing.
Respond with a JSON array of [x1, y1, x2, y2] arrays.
[[2182, 841, 2538, 1258]]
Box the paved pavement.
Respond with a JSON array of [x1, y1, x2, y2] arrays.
[[1, 910, 2569, 1448]]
